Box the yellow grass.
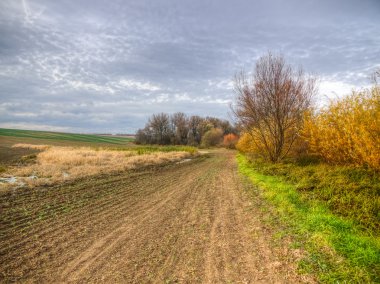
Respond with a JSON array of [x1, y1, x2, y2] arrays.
[[5, 144, 192, 187], [12, 143, 51, 150]]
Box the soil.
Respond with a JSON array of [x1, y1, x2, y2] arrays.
[[0, 150, 314, 283]]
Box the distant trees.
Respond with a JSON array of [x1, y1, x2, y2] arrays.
[[233, 52, 316, 162], [149, 113, 171, 145], [135, 112, 237, 146]]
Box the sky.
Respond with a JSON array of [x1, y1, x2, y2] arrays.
[[0, 0, 379, 133]]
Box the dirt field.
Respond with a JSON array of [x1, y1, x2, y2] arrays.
[[0, 150, 313, 283]]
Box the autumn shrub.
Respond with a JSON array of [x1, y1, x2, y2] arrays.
[[302, 86, 380, 170], [236, 130, 297, 158], [222, 133, 239, 149], [200, 128, 223, 147], [236, 132, 256, 153]]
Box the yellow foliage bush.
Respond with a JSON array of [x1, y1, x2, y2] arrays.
[[237, 130, 308, 160], [302, 86, 380, 169], [236, 132, 259, 153]]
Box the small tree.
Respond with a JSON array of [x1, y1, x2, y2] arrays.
[[233, 52, 316, 162]]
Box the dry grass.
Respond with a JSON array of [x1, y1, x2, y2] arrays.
[[12, 143, 51, 151], [2, 144, 192, 187]]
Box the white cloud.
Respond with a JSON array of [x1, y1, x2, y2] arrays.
[[67, 80, 116, 94], [0, 122, 73, 132], [207, 79, 234, 90], [319, 79, 357, 98], [317, 77, 371, 107], [117, 79, 161, 91]]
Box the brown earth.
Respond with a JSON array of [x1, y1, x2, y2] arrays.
[[0, 150, 314, 283]]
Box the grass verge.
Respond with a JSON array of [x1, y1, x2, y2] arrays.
[[249, 157, 380, 233], [237, 154, 380, 283]]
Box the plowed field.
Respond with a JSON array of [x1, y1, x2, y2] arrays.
[[0, 150, 312, 283]]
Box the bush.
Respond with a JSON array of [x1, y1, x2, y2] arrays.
[[302, 86, 380, 170], [200, 128, 223, 147], [236, 132, 256, 153], [223, 133, 239, 149]]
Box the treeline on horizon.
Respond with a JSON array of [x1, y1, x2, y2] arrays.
[[135, 112, 238, 147]]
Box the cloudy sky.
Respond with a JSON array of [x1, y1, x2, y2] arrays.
[[1, 0, 379, 133]]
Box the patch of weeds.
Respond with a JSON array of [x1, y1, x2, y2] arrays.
[[20, 153, 37, 164], [237, 154, 380, 283], [0, 165, 7, 173]]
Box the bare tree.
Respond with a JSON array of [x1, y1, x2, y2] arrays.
[[372, 68, 380, 85], [187, 115, 203, 145], [149, 113, 171, 145], [233, 52, 316, 162], [171, 112, 188, 145]]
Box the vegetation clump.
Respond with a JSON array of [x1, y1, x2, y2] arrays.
[[222, 133, 239, 149], [302, 86, 380, 170]]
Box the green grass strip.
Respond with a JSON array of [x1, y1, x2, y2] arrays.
[[237, 154, 380, 283]]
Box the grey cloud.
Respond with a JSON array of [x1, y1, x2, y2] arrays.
[[0, 0, 379, 133]]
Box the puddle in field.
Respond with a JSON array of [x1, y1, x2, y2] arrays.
[[0, 175, 39, 188], [0, 176, 17, 184], [0, 176, 26, 188], [177, 158, 192, 164]]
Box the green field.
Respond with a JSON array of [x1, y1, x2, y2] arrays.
[[0, 128, 133, 145]]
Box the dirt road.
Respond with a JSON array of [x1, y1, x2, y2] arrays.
[[0, 150, 312, 283]]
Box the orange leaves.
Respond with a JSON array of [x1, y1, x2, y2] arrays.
[[302, 86, 380, 169], [223, 133, 239, 149]]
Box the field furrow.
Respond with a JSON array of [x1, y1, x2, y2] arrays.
[[0, 151, 311, 283]]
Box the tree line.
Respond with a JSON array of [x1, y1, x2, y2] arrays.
[[135, 112, 237, 146]]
